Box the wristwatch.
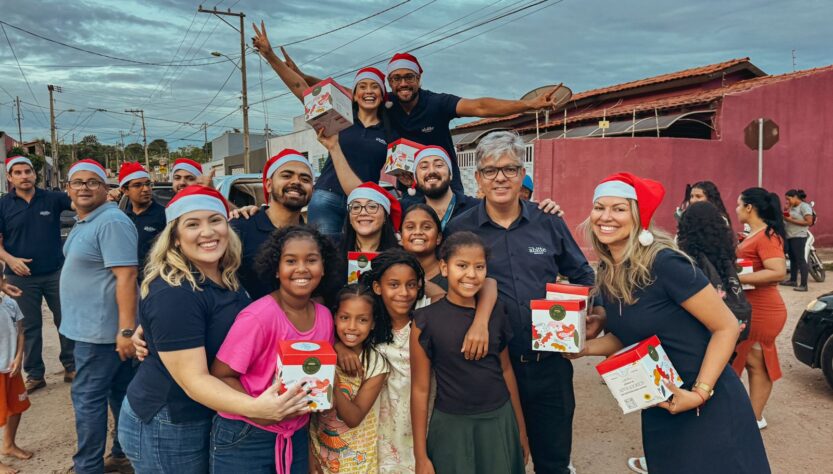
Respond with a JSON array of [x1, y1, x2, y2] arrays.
[[693, 381, 715, 397], [120, 328, 135, 338]]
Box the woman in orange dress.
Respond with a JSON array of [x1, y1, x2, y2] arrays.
[[732, 187, 787, 429]]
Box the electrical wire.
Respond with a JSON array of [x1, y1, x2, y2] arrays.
[[1, 23, 50, 125], [279, 0, 411, 47]]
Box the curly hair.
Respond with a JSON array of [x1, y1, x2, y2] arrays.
[[332, 283, 389, 375], [360, 248, 425, 345], [677, 202, 737, 283], [253, 225, 340, 306]]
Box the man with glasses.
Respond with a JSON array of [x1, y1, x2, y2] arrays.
[[0, 156, 75, 393], [385, 52, 564, 193], [61, 159, 138, 474], [118, 162, 165, 281], [231, 149, 314, 299], [446, 132, 603, 474]]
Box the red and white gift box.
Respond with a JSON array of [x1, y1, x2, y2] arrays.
[[347, 251, 379, 284], [303, 78, 354, 137], [595, 335, 684, 414], [736, 258, 754, 290], [383, 138, 422, 177], [531, 299, 586, 353], [276, 341, 337, 411]]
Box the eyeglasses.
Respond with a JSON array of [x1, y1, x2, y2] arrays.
[[348, 202, 381, 215], [478, 165, 522, 180], [127, 181, 153, 190], [69, 179, 104, 190], [389, 73, 418, 84]]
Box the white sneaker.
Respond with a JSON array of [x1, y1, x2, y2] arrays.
[[757, 417, 767, 430], [568, 461, 577, 474]]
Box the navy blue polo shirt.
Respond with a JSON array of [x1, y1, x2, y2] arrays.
[[123, 200, 166, 277], [315, 120, 391, 195], [400, 190, 481, 230], [0, 188, 72, 276], [388, 88, 464, 193], [127, 276, 251, 423], [446, 200, 596, 357]]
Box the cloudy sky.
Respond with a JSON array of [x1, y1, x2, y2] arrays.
[[1, 0, 830, 150]]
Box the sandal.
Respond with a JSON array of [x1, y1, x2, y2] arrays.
[[627, 456, 648, 474]]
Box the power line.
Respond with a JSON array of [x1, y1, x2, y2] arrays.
[[1, 23, 50, 125], [279, 0, 412, 47], [164, 64, 239, 137], [0, 19, 228, 67]]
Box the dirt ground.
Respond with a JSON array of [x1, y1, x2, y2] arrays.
[[2, 283, 832, 474]]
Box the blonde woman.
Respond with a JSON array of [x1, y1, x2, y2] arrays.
[[117, 186, 310, 473], [572, 173, 769, 474]]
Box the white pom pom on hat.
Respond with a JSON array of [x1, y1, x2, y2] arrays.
[[592, 172, 666, 246]]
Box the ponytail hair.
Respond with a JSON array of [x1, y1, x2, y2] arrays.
[[740, 187, 785, 239]]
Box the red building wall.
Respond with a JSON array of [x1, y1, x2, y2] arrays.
[[534, 67, 833, 248]]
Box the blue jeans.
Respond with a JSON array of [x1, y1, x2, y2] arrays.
[[210, 416, 309, 474], [71, 341, 136, 474], [307, 188, 346, 238], [118, 398, 211, 474]]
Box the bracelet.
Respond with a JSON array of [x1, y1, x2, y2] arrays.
[[693, 381, 714, 397], [693, 390, 706, 417]]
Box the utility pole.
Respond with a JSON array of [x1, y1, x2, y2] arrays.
[[71, 133, 76, 163], [199, 5, 250, 172], [126, 109, 149, 170], [14, 97, 23, 143], [47, 84, 62, 186], [203, 122, 209, 160], [119, 131, 126, 164]]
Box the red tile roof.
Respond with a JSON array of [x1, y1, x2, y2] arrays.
[[455, 58, 756, 131], [516, 64, 833, 133]]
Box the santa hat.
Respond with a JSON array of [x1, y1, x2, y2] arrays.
[[118, 162, 150, 188], [171, 158, 203, 178], [165, 185, 229, 223], [592, 172, 665, 246], [68, 159, 107, 182], [262, 149, 314, 202], [410, 145, 452, 196], [5, 155, 33, 171], [347, 182, 402, 232], [354, 67, 387, 97], [387, 52, 423, 76]]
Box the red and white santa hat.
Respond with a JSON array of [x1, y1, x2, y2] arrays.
[[414, 146, 453, 180], [387, 52, 423, 76], [171, 158, 203, 178], [5, 155, 33, 171], [262, 149, 314, 202], [347, 182, 402, 232], [118, 162, 150, 188], [592, 172, 665, 246], [68, 159, 107, 182], [165, 185, 229, 223]]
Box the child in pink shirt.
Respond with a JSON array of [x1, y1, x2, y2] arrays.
[[210, 227, 340, 474]]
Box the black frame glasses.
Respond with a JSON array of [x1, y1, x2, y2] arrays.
[[68, 179, 104, 190], [478, 165, 522, 180], [348, 202, 381, 215]]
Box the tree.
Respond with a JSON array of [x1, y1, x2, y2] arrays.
[[124, 143, 144, 162], [148, 139, 168, 157]]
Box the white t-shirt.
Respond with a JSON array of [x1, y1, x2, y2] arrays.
[[0, 296, 24, 373]]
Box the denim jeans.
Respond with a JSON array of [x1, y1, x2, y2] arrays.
[[70, 341, 136, 474], [6, 270, 74, 379], [307, 188, 347, 239], [118, 398, 211, 474], [210, 416, 309, 474]]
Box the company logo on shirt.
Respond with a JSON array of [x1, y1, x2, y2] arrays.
[[528, 246, 548, 255], [39, 211, 51, 216], [421, 126, 434, 133], [375, 137, 387, 145], [143, 226, 157, 233]]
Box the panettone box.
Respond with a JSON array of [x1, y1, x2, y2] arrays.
[[531, 299, 586, 353], [276, 340, 336, 411], [303, 78, 353, 136]]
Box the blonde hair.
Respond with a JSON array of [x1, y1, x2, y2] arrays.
[[582, 199, 688, 305], [140, 217, 242, 298]]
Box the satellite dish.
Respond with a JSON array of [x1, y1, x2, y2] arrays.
[[520, 84, 572, 114]]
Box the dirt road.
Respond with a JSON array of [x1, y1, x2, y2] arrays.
[[3, 283, 832, 473]]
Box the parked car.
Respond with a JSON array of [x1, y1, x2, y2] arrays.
[[792, 292, 833, 390]]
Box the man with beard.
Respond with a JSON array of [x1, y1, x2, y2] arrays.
[[385, 52, 564, 194], [171, 158, 204, 194], [0, 156, 75, 393], [400, 146, 561, 230], [230, 149, 313, 299], [118, 162, 165, 281]]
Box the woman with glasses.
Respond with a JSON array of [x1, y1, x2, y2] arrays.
[[252, 22, 397, 240], [341, 183, 402, 260]]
